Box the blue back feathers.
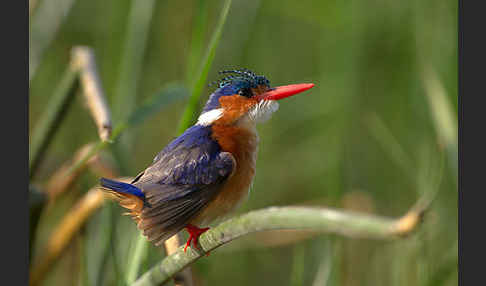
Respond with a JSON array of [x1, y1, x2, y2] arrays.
[[149, 125, 232, 186], [164, 125, 218, 153]]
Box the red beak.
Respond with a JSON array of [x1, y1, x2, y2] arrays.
[[260, 83, 315, 101]]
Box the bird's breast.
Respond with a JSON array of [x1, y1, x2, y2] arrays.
[[191, 119, 259, 225]]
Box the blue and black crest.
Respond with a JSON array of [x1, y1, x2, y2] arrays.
[[210, 68, 270, 89], [209, 68, 270, 95]]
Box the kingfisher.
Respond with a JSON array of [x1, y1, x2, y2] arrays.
[[100, 68, 314, 252]]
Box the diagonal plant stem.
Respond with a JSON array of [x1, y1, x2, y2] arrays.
[[29, 142, 113, 259], [185, 0, 208, 84], [30, 46, 113, 179], [29, 187, 107, 286], [126, 233, 150, 285], [177, 0, 233, 134], [45, 142, 117, 203], [29, 0, 77, 81], [112, 0, 156, 173], [29, 46, 113, 275], [113, 0, 156, 122], [29, 64, 79, 178], [30, 148, 120, 284], [421, 66, 458, 182], [72, 47, 113, 141], [132, 198, 434, 286]]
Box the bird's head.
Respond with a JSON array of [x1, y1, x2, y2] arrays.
[[197, 68, 314, 127]]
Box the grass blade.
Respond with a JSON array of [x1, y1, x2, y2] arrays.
[[111, 0, 157, 174], [365, 112, 415, 179], [113, 0, 157, 122], [126, 234, 149, 285], [29, 0, 77, 81], [177, 0, 233, 134], [422, 67, 458, 178], [290, 244, 306, 286], [29, 65, 79, 178], [185, 0, 208, 83], [126, 83, 188, 127]]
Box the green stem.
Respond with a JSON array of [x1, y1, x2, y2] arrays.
[[112, 0, 157, 173], [132, 206, 414, 286], [185, 0, 208, 84], [126, 234, 150, 284], [29, 0, 77, 81], [29, 65, 79, 178], [290, 243, 306, 286], [177, 0, 233, 134], [113, 0, 156, 122]]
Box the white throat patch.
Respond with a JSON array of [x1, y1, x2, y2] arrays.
[[248, 100, 279, 123], [196, 108, 223, 126], [196, 100, 279, 126]]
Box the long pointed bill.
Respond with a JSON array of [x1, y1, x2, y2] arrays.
[[261, 83, 315, 101]]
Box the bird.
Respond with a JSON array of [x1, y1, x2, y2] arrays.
[[100, 68, 314, 252]]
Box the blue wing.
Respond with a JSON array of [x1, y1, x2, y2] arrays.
[[136, 124, 234, 188], [117, 125, 235, 245]]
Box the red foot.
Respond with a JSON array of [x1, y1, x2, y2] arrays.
[[184, 224, 210, 253]]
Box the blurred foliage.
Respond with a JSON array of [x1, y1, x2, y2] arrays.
[[29, 0, 457, 285]]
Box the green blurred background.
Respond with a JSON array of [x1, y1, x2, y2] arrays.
[[29, 0, 457, 285]]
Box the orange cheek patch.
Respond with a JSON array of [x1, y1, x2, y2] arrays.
[[216, 95, 258, 125]]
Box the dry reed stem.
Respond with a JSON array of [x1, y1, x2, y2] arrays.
[[30, 177, 133, 286], [390, 207, 425, 237], [30, 188, 105, 286], [72, 46, 112, 142], [45, 143, 119, 203], [45, 143, 97, 202]]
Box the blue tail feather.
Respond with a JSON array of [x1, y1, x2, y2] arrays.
[[100, 178, 145, 200]]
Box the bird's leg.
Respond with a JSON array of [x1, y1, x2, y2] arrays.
[[184, 224, 210, 252]]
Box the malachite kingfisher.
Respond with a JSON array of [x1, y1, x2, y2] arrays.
[[100, 68, 314, 252]]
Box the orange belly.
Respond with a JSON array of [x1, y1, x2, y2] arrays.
[[191, 119, 258, 226]]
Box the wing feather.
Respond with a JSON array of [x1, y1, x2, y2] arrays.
[[130, 125, 235, 245]]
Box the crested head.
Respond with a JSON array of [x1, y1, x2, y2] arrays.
[[197, 68, 278, 126], [196, 68, 315, 127]]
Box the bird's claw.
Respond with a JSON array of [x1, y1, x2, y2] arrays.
[[184, 224, 210, 254]]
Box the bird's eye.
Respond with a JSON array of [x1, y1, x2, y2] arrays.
[[238, 88, 253, 98]]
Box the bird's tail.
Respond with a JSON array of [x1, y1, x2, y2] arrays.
[[100, 178, 147, 222]]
